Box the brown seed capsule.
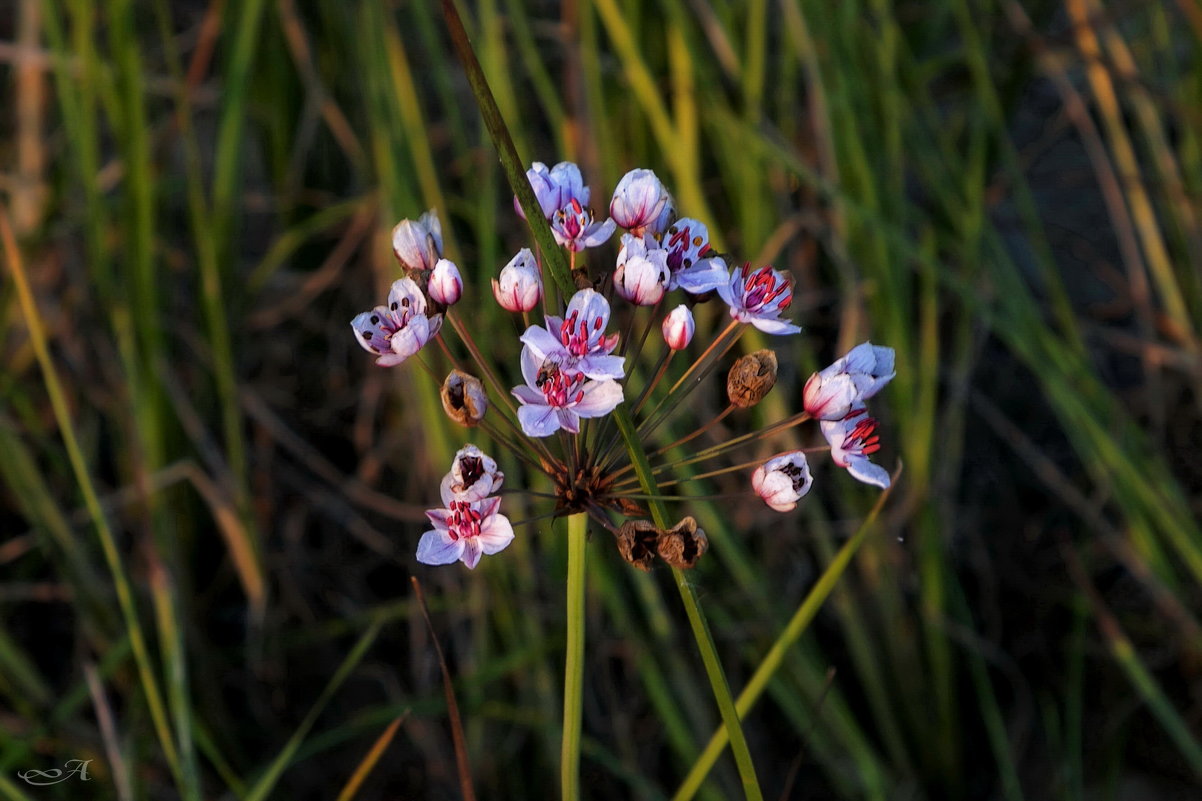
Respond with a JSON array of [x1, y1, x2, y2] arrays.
[[441, 369, 488, 427], [656, 516, 708, 569], [616, 519, 660, 571], [726, 349, 778, 408]]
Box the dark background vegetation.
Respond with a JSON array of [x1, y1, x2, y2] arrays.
[[1, 0, 1200, 799]]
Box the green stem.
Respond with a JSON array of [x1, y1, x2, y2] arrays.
[[562, 512, 588, 800], [611, 406, 763, 801]]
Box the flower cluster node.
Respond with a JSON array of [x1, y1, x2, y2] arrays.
[[727, 349, 779, 408], [441, 370, 488, 427]]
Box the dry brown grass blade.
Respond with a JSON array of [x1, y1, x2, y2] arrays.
[[334, 713, 409, 801], [409, 576, 476, 801]]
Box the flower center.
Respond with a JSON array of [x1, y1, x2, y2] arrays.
[[740, 264, 792, 311], [458, 456, 484, 487], [666, 225, 710, 272], [559, 309, 604, 356], [447, 500, 483, 541], [536, 361, 586, 408], [843, 413, 882, 456], [553, 198, 593, 241], [779, 461, 808, 492]]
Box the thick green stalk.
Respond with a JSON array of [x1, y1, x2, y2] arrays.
[[561, 512, 589, 800], [611, 406, 763, 801]]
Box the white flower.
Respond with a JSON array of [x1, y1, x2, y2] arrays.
[[511, 347, 624, 437], [609, 168, 672, 236], [520, 288, 625, 380], [662, 218, 728, 294], [661, 305, 695, 350], [391, 210, 443, 273], [440, 445, 504, 503], [551, 198, 616, 252], [428, 259, 462, 306], [614, 234, 670, 306], [717, 263, 801, 335], [350, 278, 443, 367], [751, 452, 813, 512], [821, 410, 890, 489], [416, 496, 515, 569], [803, 342, 896, 420], [493, 248, 543, 312]]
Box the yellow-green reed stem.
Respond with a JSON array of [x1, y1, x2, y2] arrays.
[[561, 512, 588, 800], [611, 405, 763, 801], [672, 467, 900, 801], [0, 214, 182, 783]]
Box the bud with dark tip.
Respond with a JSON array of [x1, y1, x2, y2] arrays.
[[726, 349, 778, 408], [616, 519, 659, 571], [656, 516, 708, 569], [441, 369, 488, 427]]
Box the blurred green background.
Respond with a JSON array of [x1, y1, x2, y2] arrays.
[[2, 0, 1200, 798]]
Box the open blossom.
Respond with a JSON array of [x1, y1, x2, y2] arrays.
[[493, 248, 543, 312], [662, 218, 728, 294], [751, 452, 813, 512], [520, 288, 624, 379], [610, 168, 672, 236], [552, 198, 616, 252], [428, 259, 462, 306], [614, 234, 670, 306], [718, 263, 801, 335], [350, 278, 443, 366], [512, 347, 624, 437], [803, 342, 897, 420], [515, 161, 589, 220], [822, 409, 890, 489], [416, 495, 515, 569], [391, 210, 443, 274], [440, 444, 504, 503], [662, 305, 695, 350]]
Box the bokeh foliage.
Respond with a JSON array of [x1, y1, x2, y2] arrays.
[[1, 0, 1200, 798]]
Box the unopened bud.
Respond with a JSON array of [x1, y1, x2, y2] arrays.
[[662, 305, 695, 350], [428, 259, 462, 306], [656, 516, 708, 569], [441, 369, 488, 427], [616, 519, 659, 571], [727, 349, 778, 408]]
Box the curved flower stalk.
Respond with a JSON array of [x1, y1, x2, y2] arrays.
[[350, 278, 443, 366]]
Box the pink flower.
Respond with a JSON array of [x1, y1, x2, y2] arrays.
[[821, 409, 890, 489], [440, 445, 504, 503], [803, 342, 896, 420], [391, 210, 443, 273], [493, 249, 543, 313], [662, 305, 695, 350], [416, 495, 515, 569], [552, 198, 616, 252], [751, 452, 813, 512], [717, 263, 801, 335], [609, 168, 672, 237], [350, 278, 443, 366], [662, 218, 728, 294], [511, 347, 624, 437], [614, 234, 670, 306], [520, 288, 624, 380], [428, 259, 462, 306]]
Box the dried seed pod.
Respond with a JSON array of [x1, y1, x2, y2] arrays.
[[441, 369, 488, 427], [726, 349, 778, 408], [656, 516, 708, 569], [616, 519, 660, 571]]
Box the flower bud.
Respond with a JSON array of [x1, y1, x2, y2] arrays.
[[391, 210, 443, 273], [727, 349, 778, 408], [656, 516, 708, 569], [441, 369, 488, 427], [751, 452, 812, 512], [428, 259, 462, 306], [492, 249, 543, 312], [609, 168, 672, 236], [803, 342, 896, 420], [613, 234, 669, 306], [661, 305, 695, 350], [616, 519, 659, 571]]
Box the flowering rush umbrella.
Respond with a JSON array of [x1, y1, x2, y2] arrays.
[[350, 162, 896, 795]]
